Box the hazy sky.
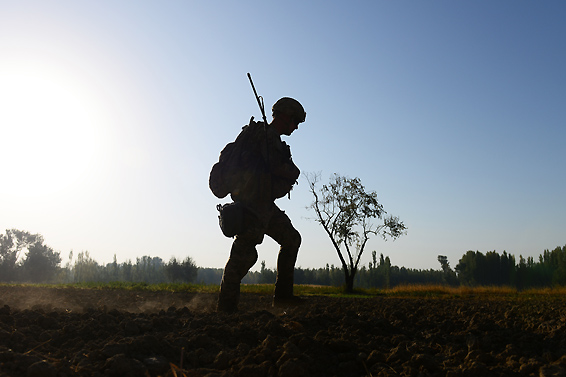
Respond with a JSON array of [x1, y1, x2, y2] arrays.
[[1, 1, 564, 272]]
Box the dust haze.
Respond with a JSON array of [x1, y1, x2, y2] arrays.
[[0, 286, 217, 313]]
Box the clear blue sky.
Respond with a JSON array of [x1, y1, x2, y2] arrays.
[[1, 1, 564, 272]]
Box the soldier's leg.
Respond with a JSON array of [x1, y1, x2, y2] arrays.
[[217, 232, 262, 312], [266, 207, 301, 299]]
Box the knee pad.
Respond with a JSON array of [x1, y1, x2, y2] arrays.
[[286, 230, 301, 251], [230, 242, 258, 271]]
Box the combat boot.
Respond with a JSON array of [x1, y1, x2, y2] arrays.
[[217, 294, 238, 313], [273, 264, 303, 308], [217, 300, 238, 313], [217, 286, 239, 313]]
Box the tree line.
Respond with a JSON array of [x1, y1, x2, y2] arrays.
[[454, 246, 566, 289], [2, 229, 566, 290], [200, 246, 566, 290], [0, 229, 197, 284]]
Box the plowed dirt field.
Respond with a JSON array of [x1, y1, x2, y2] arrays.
[[0, 285, 565, 377]]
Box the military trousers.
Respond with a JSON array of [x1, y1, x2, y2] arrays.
[[217, 204, 301, 312]]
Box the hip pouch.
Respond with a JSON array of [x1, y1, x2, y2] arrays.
[[216, 202, 246, 238]]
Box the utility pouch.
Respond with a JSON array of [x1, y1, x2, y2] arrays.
[[216, 202, 245, 238]]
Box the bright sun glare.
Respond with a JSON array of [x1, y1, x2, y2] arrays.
[[0, 64, 103, 198]]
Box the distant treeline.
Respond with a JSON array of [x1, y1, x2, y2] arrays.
[[1, 249, 198, 285], [454, 246, 566, 289], [215, 245, 566, 290], [2, 229, 566, 289], [0, 230, 198, 284]]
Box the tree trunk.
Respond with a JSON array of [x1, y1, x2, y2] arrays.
[[344, 268, 356, 293]]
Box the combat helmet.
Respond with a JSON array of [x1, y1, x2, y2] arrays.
[[272, 97, 306, 124]]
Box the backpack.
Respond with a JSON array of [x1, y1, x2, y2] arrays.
[[210, 117, 262, 198], [209, 140, 239, 199]]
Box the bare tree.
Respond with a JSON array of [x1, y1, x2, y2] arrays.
[[306, 172, 407, 292]]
